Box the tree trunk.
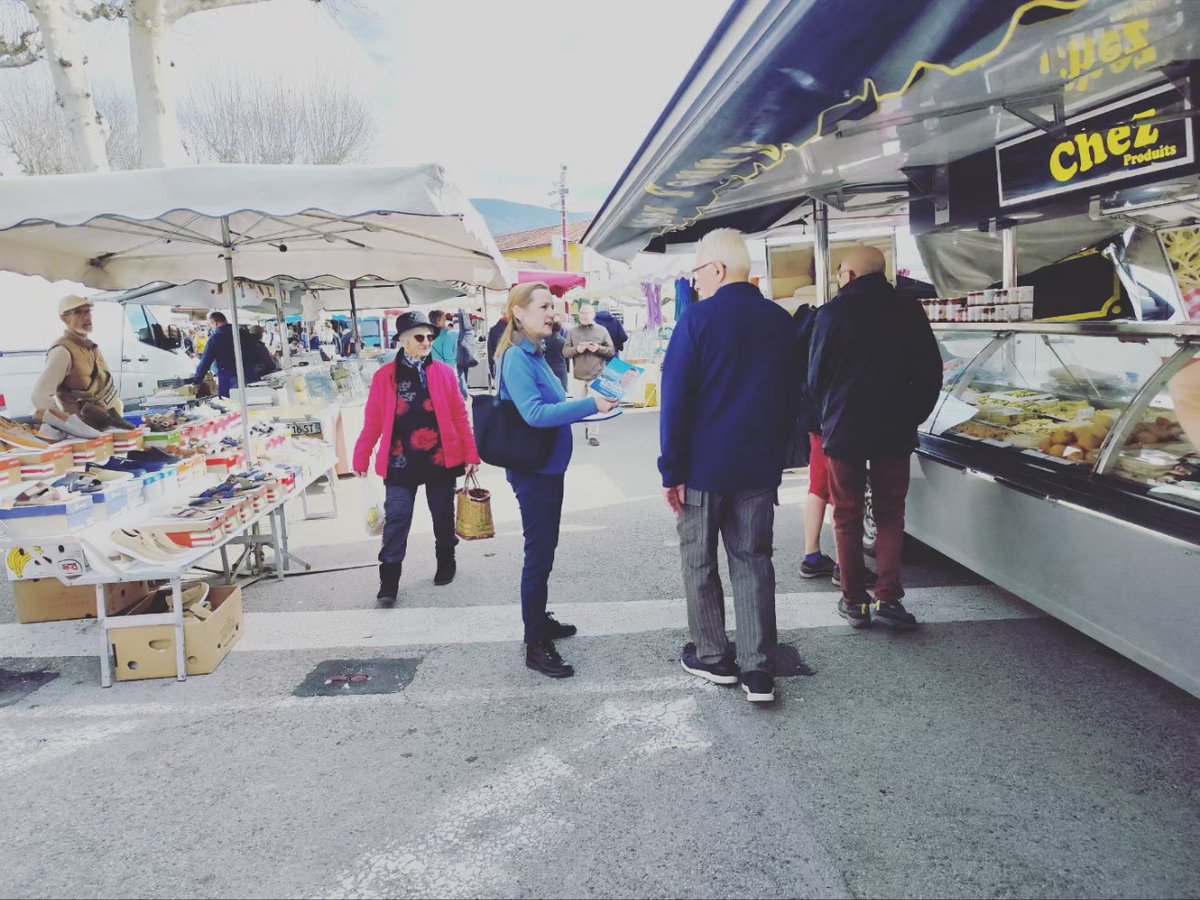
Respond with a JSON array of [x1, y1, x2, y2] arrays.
[[24, 0, 109, 172], [127, 0, 189, 168]]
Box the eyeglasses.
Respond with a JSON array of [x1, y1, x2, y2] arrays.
[[410, 333, 434, 343], [691, 261, 717, 275]]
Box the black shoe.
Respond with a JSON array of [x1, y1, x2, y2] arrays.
[[526, 639, 574, 678], [433, 548, 456, 586], [837, 597, 872, 628], [680, 643, 738, 685], [832, 565, 877, 589], [740, 670, 775, 703], [376, 562, 402, 606], [872, 598, 918, 629], [543, 612, 577, 639], [800, 553, 837, 578]]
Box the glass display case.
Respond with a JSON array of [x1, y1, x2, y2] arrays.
[[921, 323, 1200, 522]]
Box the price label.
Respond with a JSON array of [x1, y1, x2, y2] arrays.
[[287, 419, 324, 439]]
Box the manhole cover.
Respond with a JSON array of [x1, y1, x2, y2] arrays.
[[0, 666, 59, 707], [293, 657, 421, 698]]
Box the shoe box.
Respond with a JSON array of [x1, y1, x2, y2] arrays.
[[110, 584, 243, 681], [146, 505, 238, 549], [0, 494, 95, 538], [110, 427, 146, 454], [12, 446, 74, 480], [63, 435, 115, 468], [5, 538, 92, 582], [11, 577, 157, 624], [0, 455, 21, 488], [143, 427, 184, 449]]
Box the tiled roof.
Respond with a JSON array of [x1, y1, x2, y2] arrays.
[[495, 219, 592, 252]]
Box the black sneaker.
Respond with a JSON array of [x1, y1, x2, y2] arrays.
[[831, 565, 877, 589], [799, 553, 837, 578], [872, 598, 918, 629], [544, 612, 577, 639], [837, 597, 872, 628], [740, 670, 775, 703], [526, 639, 574, 678], [680, 643, 738, 685]]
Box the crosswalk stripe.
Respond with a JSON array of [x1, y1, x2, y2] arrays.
[[0, 585, 1039, 658]]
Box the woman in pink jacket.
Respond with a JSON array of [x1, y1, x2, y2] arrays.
[[353, 310, 480, 605]]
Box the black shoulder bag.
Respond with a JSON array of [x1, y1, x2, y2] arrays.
[[472, 349, 557, 470]]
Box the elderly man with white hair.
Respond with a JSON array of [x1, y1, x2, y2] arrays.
[[659, 228, 800, 704]]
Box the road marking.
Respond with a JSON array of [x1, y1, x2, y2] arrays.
[[0, 585, 1039, 658]]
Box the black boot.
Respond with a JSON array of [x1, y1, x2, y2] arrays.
[[376, 562, 402, 606], [525, 639, 574, 678], [433, 545, 456, 586]]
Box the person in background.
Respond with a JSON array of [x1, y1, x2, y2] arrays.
[[431, 310, 457, 366], [194, 327, 209, 357], [245, 325, 280, 384], [193, 311, 245, 399], [182, 327, 197, 358], [543, 314, 569, 391], [455, 307, 477, 398], [487, 314, 508, 379], [32, 295, 134, 436], [660, 228, 800, 705], [339, 325, 356, 359], [496, 282, 619, 678], [354, 310, 480, 604], [809, 245, 942, 630], [595, 299, 628, 357], [563, 303, 615, 447]]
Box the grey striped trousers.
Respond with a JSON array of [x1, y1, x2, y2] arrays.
[[676, 487, 778, 673]]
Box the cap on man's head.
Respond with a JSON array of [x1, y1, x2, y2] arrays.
[[58, 295, 93, 316]]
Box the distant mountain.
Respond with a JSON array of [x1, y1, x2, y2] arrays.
[[472, 198, 592, 238]]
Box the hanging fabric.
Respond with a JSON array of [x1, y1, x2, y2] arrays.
[[674, 277, 696, 320], [642, 281, 663, 330]]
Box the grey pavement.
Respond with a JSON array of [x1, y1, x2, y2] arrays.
[[1, 410, 1198, 899]]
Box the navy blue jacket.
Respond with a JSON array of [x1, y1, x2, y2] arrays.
[[793, 304, 821, 435], [658, 281, 800, 491], [809, 273, 943, 460], [595, 310, 628, 355], [194, 324, 238, 386]]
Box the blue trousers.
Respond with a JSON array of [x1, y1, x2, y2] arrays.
[[379, 481, 457, 564], [507, 470, 564, 643]]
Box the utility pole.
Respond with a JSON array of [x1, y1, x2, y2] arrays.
[[550, 164, 569, 273]]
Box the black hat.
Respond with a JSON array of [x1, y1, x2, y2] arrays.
[[393, 310, 436, 340]]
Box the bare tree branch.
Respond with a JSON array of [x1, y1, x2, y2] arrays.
[[96, 85, 139, 169], [0, 0, 43, 67], [180, 69, 375, 165], [0, 71, 78, 173], [78, 1, 124, 22]]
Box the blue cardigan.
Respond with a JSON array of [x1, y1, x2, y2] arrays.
[[499, 336, 597, 474], [658, 281, 801, 492]]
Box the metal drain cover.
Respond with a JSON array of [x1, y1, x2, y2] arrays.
[[293, 657, 421, 698], [0, 665, 59, 707]]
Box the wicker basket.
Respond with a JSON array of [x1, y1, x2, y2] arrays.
[[455, 474, 495, 540]]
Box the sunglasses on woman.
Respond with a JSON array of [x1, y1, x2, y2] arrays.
[[410, 333, 434, 343]]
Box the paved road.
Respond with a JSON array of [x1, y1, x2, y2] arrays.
[[2, 411, 1198, 899]]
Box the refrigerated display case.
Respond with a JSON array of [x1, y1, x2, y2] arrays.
[[906, 321, 1200, 696]]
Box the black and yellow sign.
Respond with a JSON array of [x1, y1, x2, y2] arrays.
[[997, 83, 1194, 207]]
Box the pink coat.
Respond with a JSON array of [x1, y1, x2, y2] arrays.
[[353, 359, 481, 478]]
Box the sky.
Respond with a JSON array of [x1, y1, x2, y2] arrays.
[[1, 0, 731, 213]]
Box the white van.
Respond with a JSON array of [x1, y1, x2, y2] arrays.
[[0, 302, 196, 420]]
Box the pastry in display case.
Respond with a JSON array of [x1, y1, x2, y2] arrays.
[[924, 325, 1200, 510]]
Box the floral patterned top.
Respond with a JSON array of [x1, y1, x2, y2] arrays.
[[386, 357, 463, 487]]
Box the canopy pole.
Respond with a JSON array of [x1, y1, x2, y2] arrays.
[[349, 279, 362, 360], [273, 276, 297, 407], [1002, 225, 1018, 289], [220, 216, 255, 465], [480, 287, 493, 389], [813, 200, 831, 306]]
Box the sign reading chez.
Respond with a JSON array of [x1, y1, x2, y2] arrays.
[[997, 83, 1194, 207]]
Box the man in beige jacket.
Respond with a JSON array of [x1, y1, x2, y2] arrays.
[[31, 295, 133, 438], [563, 303, 615, 446]]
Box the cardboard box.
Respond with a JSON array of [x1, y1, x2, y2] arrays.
[[0, 494, 95, 539], [111, 584, 243, 681], [5, 538, 92, 581], [0, 455, 22, 487], [14, 446, 73, 480], [12, 578, 156, 624], [110, 427, 146, 453], [64, 435, 115, 468]]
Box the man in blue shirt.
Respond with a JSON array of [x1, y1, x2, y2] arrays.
[[660, 229, 800, 704], [193, 311, 244, 398]]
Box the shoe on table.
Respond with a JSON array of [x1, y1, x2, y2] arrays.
[[543, 612, 577, 640], [800, 553, 837, 579], [680, 643, 738, 685], [832, 565, 877, 589], [526, 639, 574, 678], [837, 597, 872, 629], [740, 670, 776, 703], [872, 598, 918, 630]]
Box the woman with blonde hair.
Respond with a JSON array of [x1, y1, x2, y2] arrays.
[[496, 282, 619, 678]]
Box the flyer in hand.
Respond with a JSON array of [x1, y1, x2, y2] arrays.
[[589, 358, 645, 401]]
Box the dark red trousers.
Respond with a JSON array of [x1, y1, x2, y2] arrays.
[[827, 455, 911, 604]]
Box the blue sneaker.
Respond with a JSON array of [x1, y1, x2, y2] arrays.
[[800, 553, 837, 578]]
